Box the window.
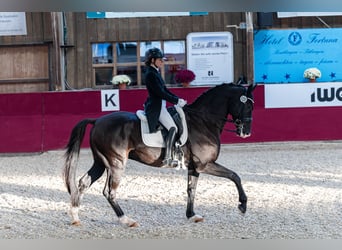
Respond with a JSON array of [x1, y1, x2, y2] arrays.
[[92, 43, 112, 64], [92, 40, 186, 88]]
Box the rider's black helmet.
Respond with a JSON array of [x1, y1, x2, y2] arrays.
[[144, 47, 165, 66]]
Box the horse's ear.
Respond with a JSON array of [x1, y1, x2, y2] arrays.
[[236, 75, 247, 85], [247, 83, 257, 93]]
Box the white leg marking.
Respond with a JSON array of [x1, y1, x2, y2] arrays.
[[189, 214, 204, 223], [119, 215, 139, 228], [70, 206, 80, 225]]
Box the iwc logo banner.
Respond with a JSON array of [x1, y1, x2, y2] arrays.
[[288, 32, 302, 46], [265, 82, 342, 108], [311, 87, 342, 102]]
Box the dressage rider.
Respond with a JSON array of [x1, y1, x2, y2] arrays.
[[143, 47, 187, 167]]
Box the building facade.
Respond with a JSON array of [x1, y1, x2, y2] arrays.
[[1, 12, 342, 93]]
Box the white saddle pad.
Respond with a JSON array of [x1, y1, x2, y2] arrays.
[[136, 105, 188, 148]]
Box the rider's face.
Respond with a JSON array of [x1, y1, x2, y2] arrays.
[[153, 58, 164, 68]]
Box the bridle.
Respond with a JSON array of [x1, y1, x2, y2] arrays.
[[224, 96, 254, 134]]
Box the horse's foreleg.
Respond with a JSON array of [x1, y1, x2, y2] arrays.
[[103, 167, 139, 228], [70, 161, 105, 225], [186, 166, 204, 222], [200, 162, 247, 214]]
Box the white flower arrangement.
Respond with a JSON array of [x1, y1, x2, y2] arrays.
[[303, 68, 321, 80], [110, 74, 131, 85]]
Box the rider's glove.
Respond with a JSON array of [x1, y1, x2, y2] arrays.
[[177, 98, 187, 107]]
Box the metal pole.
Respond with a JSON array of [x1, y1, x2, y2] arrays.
[[245, 12, 254, 85]]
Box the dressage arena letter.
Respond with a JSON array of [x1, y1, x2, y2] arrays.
[[101, 89, 120, 111]]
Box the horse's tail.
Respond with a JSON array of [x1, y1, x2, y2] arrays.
[[63, 118, 96, 197]]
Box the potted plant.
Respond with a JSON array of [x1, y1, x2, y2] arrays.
[[110, 74, 131, 89], [303, 68, 321, 82], [175, 69, 196, 87]]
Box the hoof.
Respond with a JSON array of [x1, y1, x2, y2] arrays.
[[238, 203, 247, 214], [128, 221, 139, 228], [189, 215, 204, 223], [119, 215, 139, 228], [71, 220, 81, 226]]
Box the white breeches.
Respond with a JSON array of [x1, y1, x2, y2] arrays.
[[159, 100, 177, 132]]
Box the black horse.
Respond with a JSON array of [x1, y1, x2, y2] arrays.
[[63, 83, 256, 227]]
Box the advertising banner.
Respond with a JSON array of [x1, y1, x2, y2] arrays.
[[0, 12, 26, 36], [265, 82, 342, 108], [87, 12, 208, 18], [254, 28, 342, 83], [186, 32, 234, 85], [278, 12, 342, 18]]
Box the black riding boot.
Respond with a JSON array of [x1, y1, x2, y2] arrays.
[[162, 127, 177, 167]]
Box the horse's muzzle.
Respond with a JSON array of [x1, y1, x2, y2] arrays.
[[239, 133, 251, 138]]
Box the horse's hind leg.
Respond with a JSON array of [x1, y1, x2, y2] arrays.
[[70, 160, 105, 225], [103, 164, 139, 228]]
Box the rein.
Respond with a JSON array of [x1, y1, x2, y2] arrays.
[[184, 106, 239, 134], [224, 118, 240, 133], [184, 98, 253, 135]]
